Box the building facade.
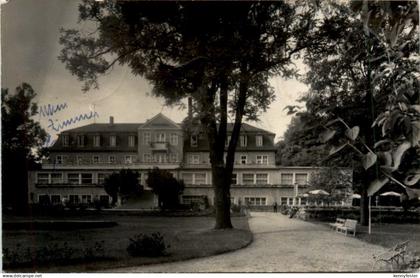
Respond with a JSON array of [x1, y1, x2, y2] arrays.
[[28, 113, 353, 208]]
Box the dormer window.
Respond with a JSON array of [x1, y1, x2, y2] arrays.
[[93, 135, 101, 147], [240, 135, 247, 147], [256, 135, 263, 147], [77, 135, 85, 147], [110, 135, 116, 147], [62, 135, 69, 146], [191, 135, 198, 147]]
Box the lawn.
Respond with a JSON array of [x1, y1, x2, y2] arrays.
[[2, 214, 252, 272]]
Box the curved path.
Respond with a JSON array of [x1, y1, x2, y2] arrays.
[[109, 212, 387, 272]]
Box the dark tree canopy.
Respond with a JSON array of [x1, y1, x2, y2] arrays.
[[2, 83, 47, 211], [146, 168, 184, 210], [103, 169, 143, 205]]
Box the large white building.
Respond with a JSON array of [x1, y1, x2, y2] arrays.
[[28, 113, 353, 208]]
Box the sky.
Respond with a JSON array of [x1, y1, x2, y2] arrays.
[[1, 0, 308, 144]]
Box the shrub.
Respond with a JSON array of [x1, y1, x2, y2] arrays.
[[127, 233, 169, 257]]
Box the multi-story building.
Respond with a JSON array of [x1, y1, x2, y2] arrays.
[[28, 113, 353, 208]]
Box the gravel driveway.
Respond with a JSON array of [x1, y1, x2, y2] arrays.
[[108, 212, 388, 272]]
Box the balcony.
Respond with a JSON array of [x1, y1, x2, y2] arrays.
[[150, 141, 169, 152]]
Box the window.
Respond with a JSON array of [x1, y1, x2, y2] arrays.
[[225, 136, 231, 147], [280, 197, 288, 205], [93, 135, 101, 147], [243, 173, 254, 185], [62, 135, 69, 146], [81, 173, 93, 184], [300, 198, 307, 206], [190, 154, 200, 164], [68, 173, 79, 185], [97, 173, 107, 185], [281, 173, 293, 185], [109, 135, 116, 147], [51, 195, 61, 204], [100, 195, 110, 204], [195, 173, 206, 184], [81, 195, 91, 204], [170, 153, 178, 162], [69, 195, 80, 204], [154, 153, 167, 163], [156, 133, 166, 142], [143, 153, 152, 162], [256, 155, 268, 165], [77, 135, 85, 147], [38, 195, 50, 204], [170, 134, 178, 146], [240, 135, 247, 147], [55, 155, 63, 165], [256, 135, 263, 147], [244, 197, 266, 206], [51, 173, 63, 184], [77, 156, 83, 165], [240, 155, 247, 165], [143, 132, 151, 145], [125, 155, 133, 164], [231, 173, 237, 185], [108, 155, 115, 164], [128, 135, 135, 147], [295, 173, 308, 185], [181, 173, 193, 185], [191, 135, 198, 147], [93, 156, 99, 164], [37, 173, 49, 184], [256, 173, 268, 184], [182, 195, 203, 205]]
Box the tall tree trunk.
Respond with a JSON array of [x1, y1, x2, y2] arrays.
[[360, 185, 369, 226], [213, 166, 233, 229]]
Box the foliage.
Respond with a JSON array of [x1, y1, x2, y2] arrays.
[[126, 233, 169, 257], [103, 169, 143, 205], [308, 167, 353, 203], [146, 167, 184, 209], [58, 0, 319, 229], [1, 83, 48, 210]]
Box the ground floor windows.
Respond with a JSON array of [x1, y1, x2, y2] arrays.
[[81, 195, 92, 204], [69, 195, 80, 204], [38, 194, 50, 204], [51, 195, 61, 204], [182, 195, 203, 205], [100, 195, 110, 204], [244, 197, 267, 206]]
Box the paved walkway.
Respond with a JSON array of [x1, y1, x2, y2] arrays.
[[109, 212, 388, 272]]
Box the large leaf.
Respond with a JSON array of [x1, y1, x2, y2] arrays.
[[362, 152, 377, 170], [319, 129, 336, 143], [410, 121, 420, 147], [377, 151, 392, 167], [404, 174, 420, 186], [374, 139, 392, 149], [392, 141, 411, 170], [329, 143, 348, 156], [345, 126, 360, 141], [367, 177, 389, 196]]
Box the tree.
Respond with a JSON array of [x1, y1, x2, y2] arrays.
[[146, 168, 184, 210], [1, 83, 48, 212], [59, 1, 317, 228], [300, 1, 419, 225], [103, 169, 143, 206]]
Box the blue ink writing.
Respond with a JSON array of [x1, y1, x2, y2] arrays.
[[39, 103, 68, 117], [47, 111, 99, 132]]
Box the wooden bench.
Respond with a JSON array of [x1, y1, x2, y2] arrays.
[[336, 219, 357, 236], [373, 241, 409, 271], [329, 218, 346, 230]]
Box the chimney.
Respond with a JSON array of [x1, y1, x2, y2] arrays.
[[188, 97, 193, 120], [109, 116, 114, 124]]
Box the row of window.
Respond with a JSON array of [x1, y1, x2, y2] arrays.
[[37, 194, 110, 204], [143, 153, 179, 163], [63, 135, 137, 148], [37, 172, 111, 185], [54, 153, 181, 165], [187, 154, 270, 165], [190, 135, 265, 148]]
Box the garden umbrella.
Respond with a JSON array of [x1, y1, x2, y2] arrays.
[[352, 193, 361, 198], [380, 191, 401, 197], [308, 189, 330, 196]]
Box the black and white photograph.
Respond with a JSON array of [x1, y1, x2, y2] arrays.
[[1, 0, 419, 274]]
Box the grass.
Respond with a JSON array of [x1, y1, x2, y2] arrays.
[[2, 214, 252, 272]]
